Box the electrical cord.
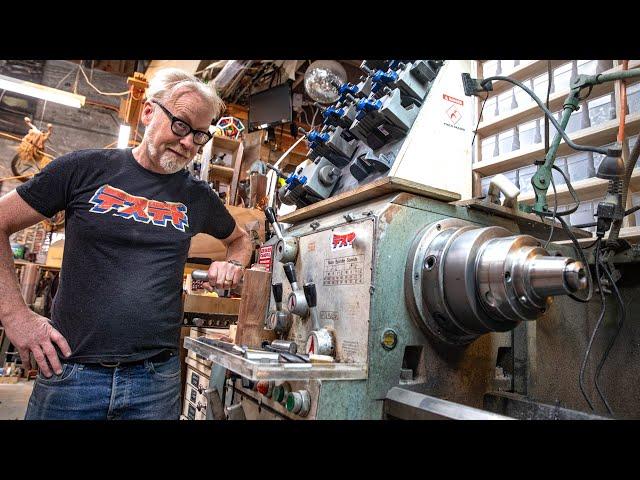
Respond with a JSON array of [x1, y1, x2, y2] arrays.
[[578, 238, 604, 411], [594, 259, 625, 416], [472, 91, 489, 147], [543, 172, 558, 248], [482, 75, 612, 156], [555, 215, 594, 303], [77, 64, 129, 96]]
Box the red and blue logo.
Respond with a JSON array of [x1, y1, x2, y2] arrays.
[[89, 185, 189, 232]]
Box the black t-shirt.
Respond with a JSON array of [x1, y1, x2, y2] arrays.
[[16, 148, 236, 363]]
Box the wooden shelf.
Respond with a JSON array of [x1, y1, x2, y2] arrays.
[[484, 60, 569, 97], [518, 168, 640, 206], [477, 82, 614, 139], [213, 135, 241, 151], [473, 112, 640, 176], [477, 60, 640, 139], [555, 226, 640, 245], [478, 60, 640, 137], [209, 164, 234, 182]]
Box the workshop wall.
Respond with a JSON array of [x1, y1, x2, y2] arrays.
[[0, 60, 130, 197]]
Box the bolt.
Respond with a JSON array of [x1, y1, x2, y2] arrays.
[[540, 178, 546, 184]]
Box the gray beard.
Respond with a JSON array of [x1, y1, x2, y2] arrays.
[[145, 124, 191, 174]]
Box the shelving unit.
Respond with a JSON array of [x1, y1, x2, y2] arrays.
[[473, 59, 640, 236], [202, 136, 244, 206]]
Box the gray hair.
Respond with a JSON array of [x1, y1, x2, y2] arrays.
[[146, 68, 225, 119]]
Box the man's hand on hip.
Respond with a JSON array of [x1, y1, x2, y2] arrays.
[[2, 310, 72, 377], [203, 261, 244, 291]]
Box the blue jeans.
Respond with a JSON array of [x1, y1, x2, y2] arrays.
[[25, 356, 181, 420]]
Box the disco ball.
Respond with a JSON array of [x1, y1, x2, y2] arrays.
[[304, 60, 348, 104]]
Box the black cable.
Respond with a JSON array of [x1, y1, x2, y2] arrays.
[[579, 238, 604, 411], [581, 237, 601, 250], [572, 221, 597, 229], [556, 215, 594, 303], [550, 164, 581, 216], [540, 64, 557, 249], [543, 172, 558, 248], [472, 91, 489, 147], [545, 61, 552, 155], [482, 75, 611, 156], [595, 260, 625, 416]]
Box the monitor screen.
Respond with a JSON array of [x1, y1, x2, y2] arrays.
[[248, 83, 292, 132]]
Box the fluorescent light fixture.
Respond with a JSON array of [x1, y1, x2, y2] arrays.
[[259, 123, 269, 129], [0, 73, 85, 108], [117, 125, 131, 148]]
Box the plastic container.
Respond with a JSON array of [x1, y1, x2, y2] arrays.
[[480, 170, 518, 202], [553, 62, 574, 93], [588, 93, 615, 126], [482, 96, 499, 121], [533, 73, 552, 99], [481, 135, 497, 162], [577, 60, 598, 76], [632, 192, 640, 226], [569, 200, 597, 233], [518, 119, 540, 148], [481, 175, 493, 196], [627, 82, 640, 115], [496, 90, 516, 117], [498, 129, 515, 156], [566, 151, 596, 182]]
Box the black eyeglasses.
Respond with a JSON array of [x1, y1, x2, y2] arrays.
[[151, 100, 213, 146]]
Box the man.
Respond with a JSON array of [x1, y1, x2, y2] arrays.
[[0, 68, 252, 419]]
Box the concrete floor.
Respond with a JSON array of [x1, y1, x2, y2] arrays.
[[0, 381, 34, 420]]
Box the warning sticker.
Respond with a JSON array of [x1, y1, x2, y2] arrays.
[[258, 245, 273, 272], [443, 93, 465, 131]]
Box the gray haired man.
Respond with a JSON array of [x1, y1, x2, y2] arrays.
[[0, 68, 252, 419]]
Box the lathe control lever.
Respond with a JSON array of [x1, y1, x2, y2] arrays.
[[283, 263, 308, 317], [264, 207, 284, 241], [303, 282, 317, 308], [302, 282, 334, 356], [265, 207, 299, 263], [272, 282, 283, 305]]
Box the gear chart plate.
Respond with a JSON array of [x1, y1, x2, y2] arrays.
[[323, 254, 365, 286]]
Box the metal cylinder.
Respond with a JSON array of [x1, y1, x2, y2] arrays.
[[527, 256, 587, 297], [405, 220, 588, 345], [271, 339, 298, 354]]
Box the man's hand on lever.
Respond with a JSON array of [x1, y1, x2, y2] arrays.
[[203, 260, 244, 291], [202, 223, 252, 291]]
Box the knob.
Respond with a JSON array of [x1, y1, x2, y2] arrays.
[[256, 380, 274, 397], [272, 283, 283, 304], [286, 390, 311, 417], [272, 382, 291, 404], [283, 263, 297, 286], [191, 270, 209, 282], [303, 283, 317, 308], [305, 329, 335, 356]]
